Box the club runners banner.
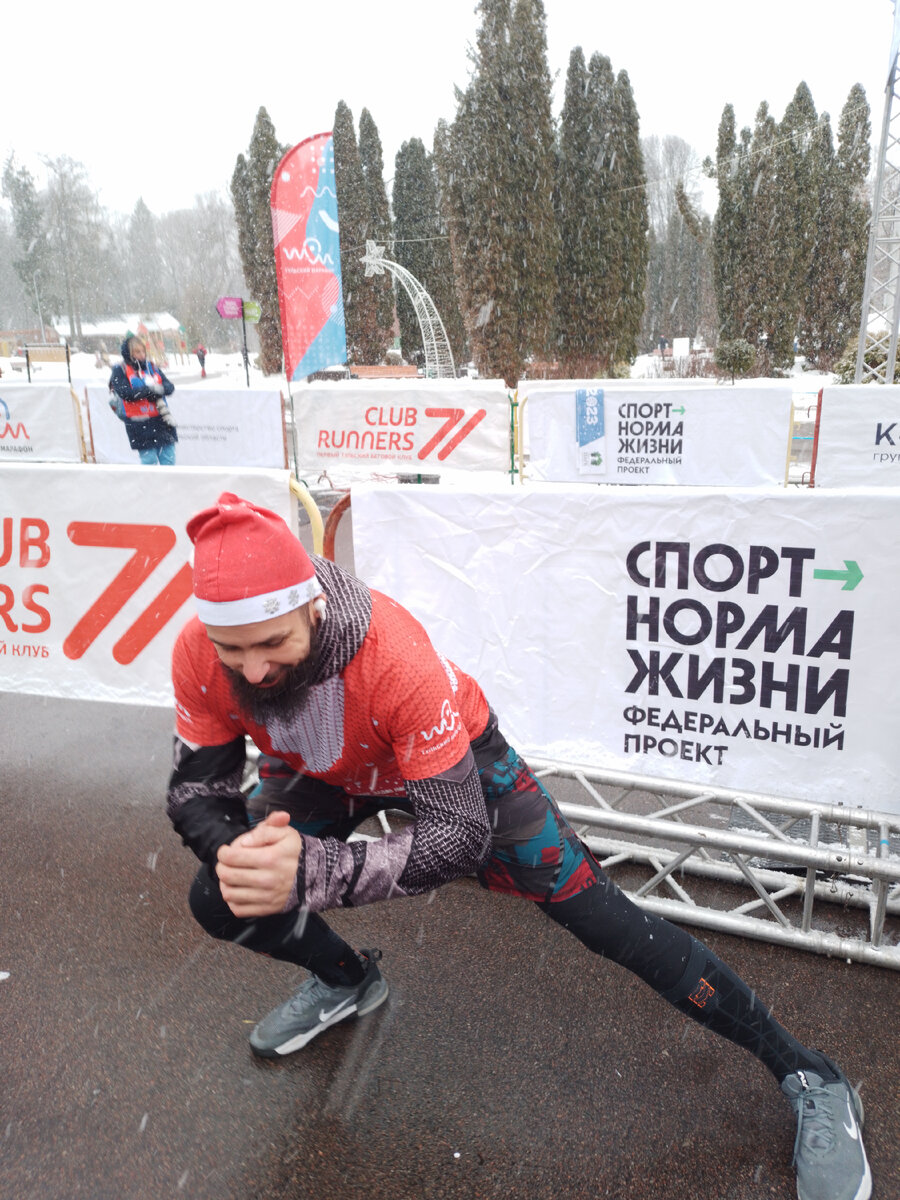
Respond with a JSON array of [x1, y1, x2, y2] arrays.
[[521, 383, 791, 485], [814, 385, 900, 486], [0, 384, 83, 462], [85, 388, 286, 467], [271, 132, 347, 382], [292, 379, 511, 478], [352, 482, 900, 815], [0, 464, 295, 705]]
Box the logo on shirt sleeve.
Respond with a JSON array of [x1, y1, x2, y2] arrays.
[[421, 698, 461, 744]]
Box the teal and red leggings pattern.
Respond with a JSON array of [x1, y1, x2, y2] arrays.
[[250, 715, 600, 906], [247, 720, 693, 990], [474, 742, 599, 903]]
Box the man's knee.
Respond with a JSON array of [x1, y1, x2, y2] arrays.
[[188, 862, 236, 940]]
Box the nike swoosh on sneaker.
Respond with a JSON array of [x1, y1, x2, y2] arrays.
[[318, 998, 356, 1024], [843, 1096, 859, 1140]]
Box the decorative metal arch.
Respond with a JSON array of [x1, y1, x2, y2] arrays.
[[856, 6, 900, 382], [362, 241, 456, 379]]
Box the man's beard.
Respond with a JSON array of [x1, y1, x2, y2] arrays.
[[223, 624, 321, 724]]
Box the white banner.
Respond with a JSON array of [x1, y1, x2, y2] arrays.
[[86, 388, 286, 467], [352, 483, 900, 814], [0, 383, 83, 462], [0, 465, 295, 705], [292, 379, 511, 479], [814, 385, 900, 486], [522, 383, 791, 485]]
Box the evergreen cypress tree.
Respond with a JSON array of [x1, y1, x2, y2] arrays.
[[742, 103, 783, 366], [392, 139, 432, 360], [445, 0, 557, 385], [358, 108, 395, 354], [801, 113, 840, 366], [613, 69, 649, 363], [230, 107, 286, 375], [507, 0, 559, 367], [392, 137, 465, 366], [429, 123, 469, 365], [554, 50, 649, 375], [643, 224, 664, 355], [710, 83, 867, 373], [771, 82, 818, 367], [673, 184, 717, 348], [833, 84, 871, 358], [710, 104, 746, 344], [446, 0, 520, 383], [333, 100, 381, 364], [644, 190, 715, 355], [554, 46, 601, 375], [712, 104, 780, 353], [802, 86, 871, 368], [586, 51, 627, 373]]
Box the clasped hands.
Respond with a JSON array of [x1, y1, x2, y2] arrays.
[[216, 811, 302, 918]]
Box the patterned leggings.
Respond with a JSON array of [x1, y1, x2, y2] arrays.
[[189, 721, 826, 1082]]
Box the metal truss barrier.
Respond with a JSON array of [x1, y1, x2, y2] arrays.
[[242, 740, 900, 970], [528, 759, 900, 971], [856, 40, 900, 382]]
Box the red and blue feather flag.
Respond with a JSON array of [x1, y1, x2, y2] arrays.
[[271, 132, 347, 382]]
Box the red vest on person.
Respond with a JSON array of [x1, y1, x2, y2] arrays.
[[122, 361, 163, 419]]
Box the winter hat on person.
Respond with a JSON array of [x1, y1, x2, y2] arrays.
[[187, 492, 320, 626]]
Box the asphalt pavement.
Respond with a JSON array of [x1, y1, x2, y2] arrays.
[[3, 691, 898, 1200]]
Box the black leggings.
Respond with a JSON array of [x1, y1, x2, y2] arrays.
[[190, 741, 828, 1084]]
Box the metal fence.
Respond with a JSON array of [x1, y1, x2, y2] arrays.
[[530, 760, 900, 971], [244, 741, 900, 970]]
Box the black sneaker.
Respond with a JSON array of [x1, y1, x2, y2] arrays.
[[781, 1053, 872, 1200], [249, 949, 388, 1058]]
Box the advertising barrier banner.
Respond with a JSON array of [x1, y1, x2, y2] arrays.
[[0, 464, 294, 705], [522, 383, 791, 485], [86, 388, 286, 467], [293, 379, 511, 477], [0, 384, 83, 462], [814, 385, 900, 486], [352, 482, 900, 814]]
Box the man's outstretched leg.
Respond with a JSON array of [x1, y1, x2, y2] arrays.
[[474, 737, 871, 1200], [189, 863, 388, 1057], [545, 881, 871, 1200]]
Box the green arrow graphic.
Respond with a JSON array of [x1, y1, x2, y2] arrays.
[[813, 560, 863, 590], [671, 405, 686, 415]]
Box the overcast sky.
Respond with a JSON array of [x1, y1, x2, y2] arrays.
[[2, 0, 894, 219]]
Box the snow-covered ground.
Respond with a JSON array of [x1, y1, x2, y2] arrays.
[[0, 348, 840, 396], [0, 349, 275, 392], [629, 351, 836, 395]]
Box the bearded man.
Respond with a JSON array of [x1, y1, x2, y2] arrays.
[[166, 492, 871, 1200]]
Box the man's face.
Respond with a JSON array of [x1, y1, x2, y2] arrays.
[[204, 605, 320, 722]]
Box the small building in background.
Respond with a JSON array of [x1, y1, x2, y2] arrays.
[[52, 314, 185, 364]]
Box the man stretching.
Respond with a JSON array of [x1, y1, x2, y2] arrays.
[[167, 492, 871, 1200]]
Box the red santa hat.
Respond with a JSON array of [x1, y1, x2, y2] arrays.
[[187, 492, 321, 626]]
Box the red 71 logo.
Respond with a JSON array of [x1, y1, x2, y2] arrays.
[[63, 523, 192, 664], [418, 408, 487, 461]]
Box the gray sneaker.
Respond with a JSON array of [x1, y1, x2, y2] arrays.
[[250, 949, 388, 1058], [781, 1055, 872, 1200]]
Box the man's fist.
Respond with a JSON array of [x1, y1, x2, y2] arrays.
[[216, 811, 303, 917]]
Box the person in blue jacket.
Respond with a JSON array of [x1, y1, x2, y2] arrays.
[[108, 335, 177, 465]]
